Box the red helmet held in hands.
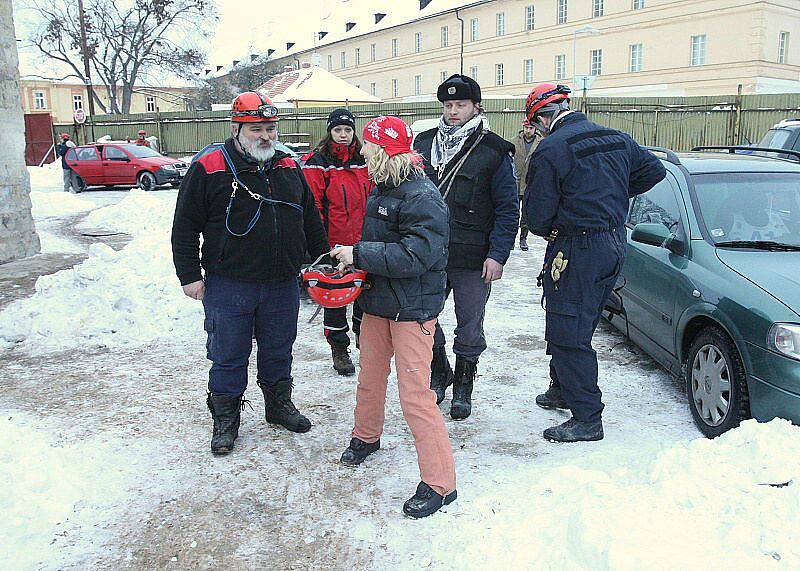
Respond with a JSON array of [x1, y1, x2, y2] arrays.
[[231, 91, 279, 123], [525, 83, 571, 122], [300, 261, 368, 309]]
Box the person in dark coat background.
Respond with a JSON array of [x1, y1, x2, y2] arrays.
[[302, 108, 371, 376], [331, 116, 457, 519], [414, 74, 519, 421], [56, 133, 80, 193], [524, 83, 666, 443]]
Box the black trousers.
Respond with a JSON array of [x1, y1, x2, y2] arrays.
[[324, 304, 363, 348]]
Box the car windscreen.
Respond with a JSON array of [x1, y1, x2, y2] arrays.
[[758, 129, 793, 149], [122, 144, 162, 158], [692, 173, 800, 246]]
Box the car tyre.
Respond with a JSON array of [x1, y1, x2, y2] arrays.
[[137, 171, 157, 192], [685, 326, 750, 438]]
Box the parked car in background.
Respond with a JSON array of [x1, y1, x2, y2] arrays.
[[755, 119, 800, 159], [604, 145, 800, 437], [65, 143, 188, 191]]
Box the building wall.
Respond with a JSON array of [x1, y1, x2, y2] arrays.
[[276, 0, 800, 99], [0, 0, 40, 264], [19, 80, 197, 123]]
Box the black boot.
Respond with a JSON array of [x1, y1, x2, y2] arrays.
[[535, 380, 570, 410], [543, 418, 604, 442], [519, 228, 529, 251], [258, 378, 312, 433], [206, 392, 243, 455], [340, 437, 380, 466], [450, 356, 476, 420], [402, 481, 457, 519], [331, 344, 356, 376], [430, 346, 454, 405]]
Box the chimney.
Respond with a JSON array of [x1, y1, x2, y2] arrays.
[[374, 13, 386, 24], [318, 31, 328, 40], [250, 54, 259, 61], [267, 49, 275, 57], [345, 22, 356, 32], [419, 0, 432, 8], [286, 42, 295, 50]]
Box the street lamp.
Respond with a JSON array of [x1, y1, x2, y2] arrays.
[[572, 24, 600, 84]]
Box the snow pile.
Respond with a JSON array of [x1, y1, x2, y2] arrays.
[[0, 189, 201, 352], [30, 191, 96, 219], [27, 162, 64, 192], [0, 414, 145, 570], [380, 419, 800, 569]]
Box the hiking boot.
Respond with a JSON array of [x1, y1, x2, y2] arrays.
[[450, 356, 476, 420], [258, 378, 312, 433], [543, 418, 604, 442], [519, 238, 529, 251], [331, 345, 356, 376], [340, 437, 380, 466], [206, 392, 243, 455], [535, 380, 570, 410], [402, 481, 457, 519], [430, 346, 454, 405]]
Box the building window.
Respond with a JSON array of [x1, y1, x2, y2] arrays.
[[441, 26, 449, 47], [340, 51, 346, 68], [470, 65, 479, 80], [370, 82, 376, 96], [392, 38, 399, 57], [355, 48, 361, 65], [33, 91, 46, 109], [630, 43, 643, 72], [470, 18, 479, 42], [590, 49, 603, 76], [525, 5, 535, 31], [779, 31, 789, 64], [633, 0, 645, 9], [691, 34, 706, 66], [415, 32, 422, 53], [441, 70, 448, 83], [496, 13, 506, 36], [592, 0, 604, 18], [555, 54, 566, 80], [495, 63, 504, 86], [391, 78, 398, 97], [524, 59, 535, 83], [414, 74, 422, 95], [146, 95, 156, 112], [371, 43, 377, 62], [72, 94, 83, 111], [327, 54, 333, 70], [557, 0, 568, 24]]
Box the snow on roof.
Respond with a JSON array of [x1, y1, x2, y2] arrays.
[[257, 65, 381, 104]]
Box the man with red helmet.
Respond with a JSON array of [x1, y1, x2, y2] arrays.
[[171, 91, 329, 455], [56, 133, 79, 193], [513, 119, 542, 251], [523, 83, 666, 442], [135, 129, 151, 147]]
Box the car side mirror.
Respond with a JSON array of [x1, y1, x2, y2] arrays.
[[631, 223, 685, 255]]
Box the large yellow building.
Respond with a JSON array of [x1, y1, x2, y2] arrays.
[[269, 0, 800, 99], [19, 79, 198, 123]]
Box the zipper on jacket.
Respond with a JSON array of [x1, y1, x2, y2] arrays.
[[341, 184, 350, 221], [388, 281, 403, 321], [259, 165, 279, 276]]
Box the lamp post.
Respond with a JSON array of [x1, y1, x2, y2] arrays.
[[572, 25, 600, 112]]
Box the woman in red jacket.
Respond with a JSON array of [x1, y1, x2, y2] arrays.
[[302, 109, 371, 376]]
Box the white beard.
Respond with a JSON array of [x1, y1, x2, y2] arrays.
[[241, 138, 276, 163]]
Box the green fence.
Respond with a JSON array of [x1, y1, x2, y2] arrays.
[[56, 93, 800, 157]]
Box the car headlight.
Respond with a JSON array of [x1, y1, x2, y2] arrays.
[[161, 164, 177, 172], [768, 323, 800, 360]]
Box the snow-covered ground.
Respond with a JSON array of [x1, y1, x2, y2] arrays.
[[1, 167, 798, 570]]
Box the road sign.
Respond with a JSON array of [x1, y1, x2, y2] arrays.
[[74, 108, 87, 124], [573, 75, 597, 91]]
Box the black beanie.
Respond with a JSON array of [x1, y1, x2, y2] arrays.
[[437, 74, 481, 103], [327, 108, 356, 131]]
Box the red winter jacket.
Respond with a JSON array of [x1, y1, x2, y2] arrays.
[[302, 143, 371, 248]]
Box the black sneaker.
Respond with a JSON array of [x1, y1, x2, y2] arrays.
[[543, 418, 604, 442], [340, 437, 380, 466], [402, 481, 457, 519]]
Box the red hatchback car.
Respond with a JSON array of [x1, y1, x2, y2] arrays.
[[64, 143, 188, 191]]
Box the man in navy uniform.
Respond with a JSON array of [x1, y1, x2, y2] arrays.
[[524, 83, 666, 442]]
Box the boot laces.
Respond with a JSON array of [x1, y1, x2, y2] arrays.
[[240, 397, 254, 412]]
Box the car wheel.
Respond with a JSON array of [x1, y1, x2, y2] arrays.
[[137, 171, 157, 192], [685, 326, 750, 438]]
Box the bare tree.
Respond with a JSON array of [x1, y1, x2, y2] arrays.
[[27, 0, 214, 114]]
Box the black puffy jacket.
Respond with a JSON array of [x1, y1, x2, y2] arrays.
[[353, 176, 449, 322]]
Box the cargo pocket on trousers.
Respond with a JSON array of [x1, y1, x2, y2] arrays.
[[204, 317, 215, 360], [544, 299, 580, 348]]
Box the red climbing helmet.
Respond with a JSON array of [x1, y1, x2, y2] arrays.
[[300, 258, 368, 309], [525, 83, 571, 122]]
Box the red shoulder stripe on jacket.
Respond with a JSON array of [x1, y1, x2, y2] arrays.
[[197, 149, 227, 174], [276, 157, 298, 169]]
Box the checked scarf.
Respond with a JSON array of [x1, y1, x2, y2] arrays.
[[431, 114, 486, 176]]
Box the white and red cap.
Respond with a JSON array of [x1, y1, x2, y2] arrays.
[[362, 116, 413, 157]]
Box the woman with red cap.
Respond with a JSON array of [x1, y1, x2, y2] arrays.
[[302, 109, 370, 376], [331, 116, 457, 518]]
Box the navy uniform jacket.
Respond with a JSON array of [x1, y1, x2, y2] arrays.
[[524, 112, 666, 236]]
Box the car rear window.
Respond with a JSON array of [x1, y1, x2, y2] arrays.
[[692, 173, 800, 245], [75, 147, 99, 161], [758, 129, 793, 150]]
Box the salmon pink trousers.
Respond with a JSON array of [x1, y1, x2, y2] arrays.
[[352, 313, 457, 496]]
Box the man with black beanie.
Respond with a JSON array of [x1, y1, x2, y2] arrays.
[[414, 74, 519, 420]]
